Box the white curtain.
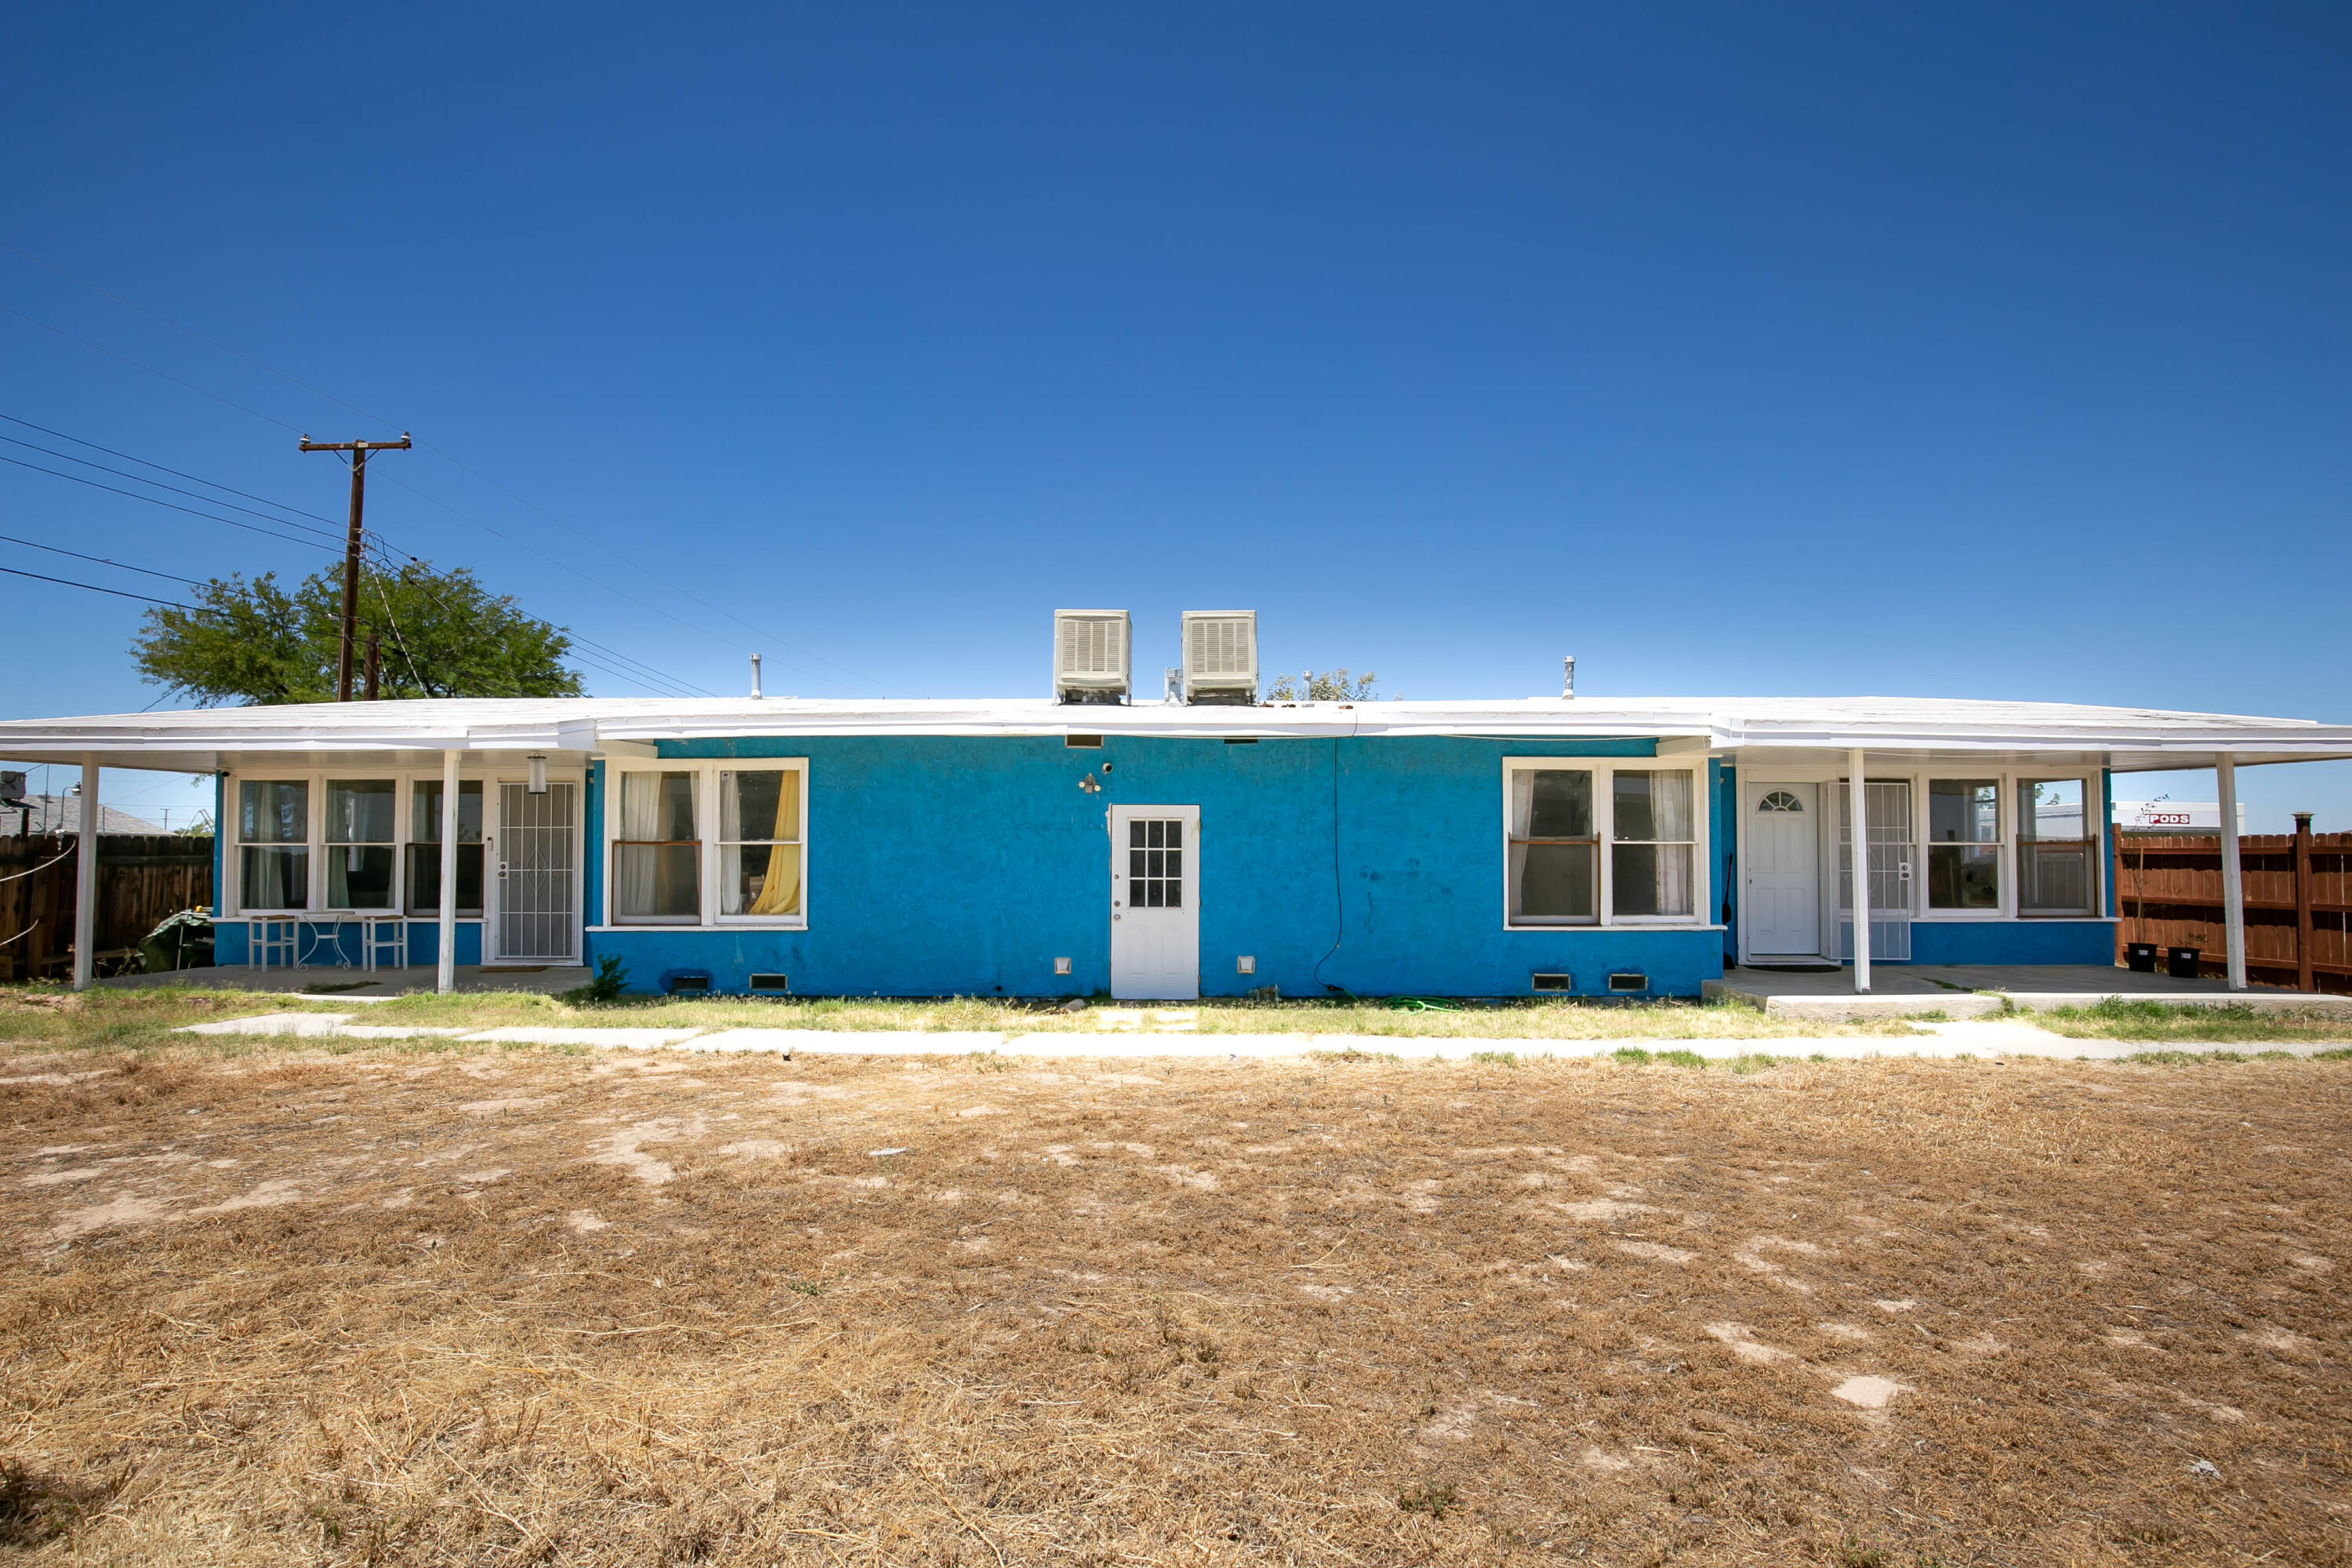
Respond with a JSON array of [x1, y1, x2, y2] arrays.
[[1649, 772, 1693, 916], [614, 772, 665, 919]]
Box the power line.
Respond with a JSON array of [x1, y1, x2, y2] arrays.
[[0, 431, 344, 540], [1, 563, 192, 609], [0, 451, 343, 553], [0, 243, 902, 695], [0, 532, 201, 586], [0, 412, 343, 528]]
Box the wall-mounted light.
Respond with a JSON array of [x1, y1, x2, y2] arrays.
[[528, 753, 548, 795]]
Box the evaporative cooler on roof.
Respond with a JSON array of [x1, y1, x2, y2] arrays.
[[1179, 611, 1257, 705], [1054, 610, 1131, 703]]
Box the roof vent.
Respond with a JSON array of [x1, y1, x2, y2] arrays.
[[1054, 610, 1131, 703], [1180, 611, 1258, 705], [1563, 655, 1576, 699]]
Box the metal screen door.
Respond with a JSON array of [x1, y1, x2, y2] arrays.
[[490, 782, 579, 964], [1838, 779, 1914, 962]]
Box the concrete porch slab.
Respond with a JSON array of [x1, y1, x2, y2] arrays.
[[1707, 964, 2352, 1020], [103, 964, 593, 998]]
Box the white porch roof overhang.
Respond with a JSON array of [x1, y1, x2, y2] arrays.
[[4, 693, 2352, 773]]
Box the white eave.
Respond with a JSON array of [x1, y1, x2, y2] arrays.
[[2, 694, 2349, 773]]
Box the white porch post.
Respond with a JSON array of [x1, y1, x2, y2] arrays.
[[1849, 749, 1871, 994], [437, 749, 460, 995], [71, 754, 99, 991], [2216, 752, 2246, 992]]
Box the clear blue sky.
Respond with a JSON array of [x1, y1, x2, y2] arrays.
[[5, 3, 2347, 829]]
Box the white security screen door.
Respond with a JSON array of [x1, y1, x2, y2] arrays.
[[1746, 784, 1820, 957], [488, 782, 579, 964], [1109, 805, 1200, 1000]]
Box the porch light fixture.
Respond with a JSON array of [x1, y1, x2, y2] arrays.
[[527, 753, 547, 795]]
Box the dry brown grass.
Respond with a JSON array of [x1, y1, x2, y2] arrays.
[[2, 1043, 2347, 1566]]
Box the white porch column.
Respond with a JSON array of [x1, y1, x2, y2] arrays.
[[1849, 749, 1871, 994], [71, 754, 99, 991], [2216, 752, 2246, 992], [437, 749, 460, 995]]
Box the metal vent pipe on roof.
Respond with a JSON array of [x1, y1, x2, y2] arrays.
[[750, 653, 764, 699], [1563, 655, 1576, 699]]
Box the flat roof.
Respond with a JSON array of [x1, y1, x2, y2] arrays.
[[5, 694, 2350, 772]]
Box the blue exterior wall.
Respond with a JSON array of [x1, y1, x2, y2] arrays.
[[214, 920, 484, 967], [583, 734, 1727, 1000], [1907, 920, 2114, 965]]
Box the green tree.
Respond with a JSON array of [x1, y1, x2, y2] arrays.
[[133, 560, 585, 705], [1264, 668, 1378, 702]]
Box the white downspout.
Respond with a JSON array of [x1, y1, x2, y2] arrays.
[[1849, 749, 1871, 994], [72, 753, 98, 991], [438, 749, 460, 995], [2216, 752, 2246, 992]]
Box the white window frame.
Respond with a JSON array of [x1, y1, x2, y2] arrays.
[[597, 760, 810, 931], [1501, 757, 1712, 931], [1921, 774, 2006, 918], [2012, 775, 2100, 919], [321, 777, 401, 915], [221, 765, 576, 920]]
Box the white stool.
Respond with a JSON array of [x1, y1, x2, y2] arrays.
[[252, 916, 300, 971], [359, 915, 408, 974]]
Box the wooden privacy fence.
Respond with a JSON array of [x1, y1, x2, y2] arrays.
[[0, 834, 215, 983], [2113, 817, 2350, 994]]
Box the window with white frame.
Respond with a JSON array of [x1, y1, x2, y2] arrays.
[[406, 780, 484, 916], [238, 780, 310, 911], [1506, 760, 1704, 927], [607, 762, 808, 927], [2015, 778, 2095, 915], [718, 768, 803, 919], [1926, 778, 2001, 909], [325, 779, 397, 910], [612, 771, 702, 923], [1611, 770, 1697, 918]]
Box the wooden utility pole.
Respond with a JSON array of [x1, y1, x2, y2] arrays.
[[299, 433, 412, 701]]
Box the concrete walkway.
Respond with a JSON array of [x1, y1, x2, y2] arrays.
[[1704, 964, 2352, 1021], [172, 1011, 2343, 1062]]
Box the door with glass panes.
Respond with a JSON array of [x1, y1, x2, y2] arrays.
[[1109, 805, 1200, 1000]]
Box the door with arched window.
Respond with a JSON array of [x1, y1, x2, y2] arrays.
[[1745, 784, 1820, 957]]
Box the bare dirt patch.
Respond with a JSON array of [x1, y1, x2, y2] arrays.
[[1, 1047, 2347, 1564]]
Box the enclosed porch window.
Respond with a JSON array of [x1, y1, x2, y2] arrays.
[[2016, 779, 2096, 915]]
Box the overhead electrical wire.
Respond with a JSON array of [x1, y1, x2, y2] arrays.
[[0, 563, 192, 609], [0, 411, 343, 528], [0, 431, 344, 540], [0, 531, 201, 586], [0, 451, 343, 553], [0, 240, 903, 696]]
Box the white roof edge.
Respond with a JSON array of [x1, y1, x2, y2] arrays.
[[1, 695, 2349, 768]]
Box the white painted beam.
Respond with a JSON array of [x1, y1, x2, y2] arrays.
[[2216, 753, 2247, 992], [1849, 749, 1871, 994], [438, 749, 459, 995], [72, 753, 98, 991]]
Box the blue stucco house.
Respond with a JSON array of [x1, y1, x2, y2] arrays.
[[8, 618, 2349, 999]]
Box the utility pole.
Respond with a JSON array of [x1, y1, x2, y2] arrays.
[[299, 433, 412, 701]]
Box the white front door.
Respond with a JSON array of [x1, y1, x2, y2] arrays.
[[487, 782, 580, 964], [1109, 805, 1199, 1000], [1746, 784, 1820, 957]]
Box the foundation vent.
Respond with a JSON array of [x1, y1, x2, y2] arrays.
[[1531, 972, 1574, 993], [1607, 971, 1649, 994], [748, 973, 790, 993]]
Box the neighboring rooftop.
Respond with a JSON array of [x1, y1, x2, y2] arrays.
[[3, 794, 167, 836]]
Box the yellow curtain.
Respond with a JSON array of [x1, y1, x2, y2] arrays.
[[749, 771, 800, 916]]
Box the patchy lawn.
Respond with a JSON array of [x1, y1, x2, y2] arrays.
[[3, 985, 1947, 1049], [2, 1043, 2347, 1565], [2026, 998, 2352, 1045]]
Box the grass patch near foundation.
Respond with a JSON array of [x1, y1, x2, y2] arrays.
[[2024, 998, 2352, 1044]]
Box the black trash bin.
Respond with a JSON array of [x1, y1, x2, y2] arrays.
[[2166, 946, 2203, 980], [2125, 942, 2158, 974]]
